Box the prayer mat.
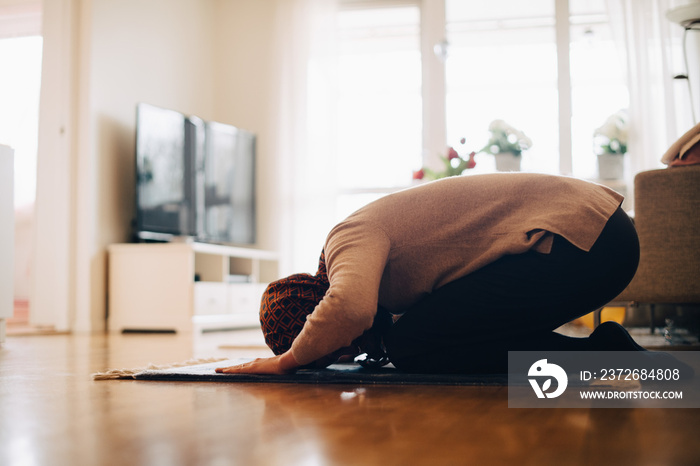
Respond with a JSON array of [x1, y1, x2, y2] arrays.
[[95, 358, 508, 385]]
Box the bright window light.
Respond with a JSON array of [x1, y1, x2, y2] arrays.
[[335, 6, 422, 191], [0, 36, 43, 209], [445, 0, 559, 174], [445, 0, 628, 177]]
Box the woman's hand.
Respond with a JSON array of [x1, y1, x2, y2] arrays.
[[215, 351, 300, 375]]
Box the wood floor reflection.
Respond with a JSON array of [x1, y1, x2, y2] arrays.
[[1, 331, 698, 466]]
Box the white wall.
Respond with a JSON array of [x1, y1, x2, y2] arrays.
[[212, 0, 279, 252], [90, 0, 218, 251], [84, 0, 219, 331], [13, 205, 33, 300], [32, 0, 81, 330], [0, 0, 40, 39], [34, 0, 282, 331]]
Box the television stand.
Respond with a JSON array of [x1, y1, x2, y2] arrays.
[[108, 242, 278, 333]]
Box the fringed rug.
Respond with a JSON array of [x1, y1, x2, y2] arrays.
[[92, 357, 229, 380], [93, 358, 508, 386]]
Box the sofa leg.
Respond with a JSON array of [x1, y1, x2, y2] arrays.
[[593, 307, 602, 328], [649, 304, 655, 335]]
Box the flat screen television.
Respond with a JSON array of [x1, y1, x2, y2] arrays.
[[135, 103, 196, 238], [202, 121, 256, 245], [134, 103, 256, 245]]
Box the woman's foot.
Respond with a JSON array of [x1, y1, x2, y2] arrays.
[[589, 322, 696, 381], [588, 321, 646, 351]]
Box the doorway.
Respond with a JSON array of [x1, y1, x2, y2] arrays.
[[0, 4, 43, 332]]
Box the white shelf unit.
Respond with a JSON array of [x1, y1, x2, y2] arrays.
[[108, 242, 278, 333]]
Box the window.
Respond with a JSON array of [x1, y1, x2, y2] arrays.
[[445, 0, 628, 177], [300, 0, 632, 271], [445, 0, 560, 174], [291, 0, 686, 273], [568, 0, 628, 179], [334, 2, 422, 220], [334, 0, 630, 189]]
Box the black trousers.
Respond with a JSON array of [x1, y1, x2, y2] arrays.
[[383, 207, 640, 374]]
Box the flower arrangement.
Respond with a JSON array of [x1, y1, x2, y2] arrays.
[[412, 138, 476, 181], [478, 120, 532, 157], [593, 109, 628, 155]]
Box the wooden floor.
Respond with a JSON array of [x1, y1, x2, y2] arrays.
[[1, 331, 699, 466]]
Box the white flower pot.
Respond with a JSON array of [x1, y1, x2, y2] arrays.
[[597, 153, 625, 179], [494, 152, 521, 172]]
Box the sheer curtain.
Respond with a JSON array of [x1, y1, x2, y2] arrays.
[[270, 0, 339, 276], [606, 0, 689, 176]]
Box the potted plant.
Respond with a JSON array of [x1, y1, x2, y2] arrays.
[[478, 120, 532, 172], [413, 138, 477, 181], [593, 109, 628, 179]]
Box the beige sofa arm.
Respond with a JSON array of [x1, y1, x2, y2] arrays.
[[616, 165, 700, 303]]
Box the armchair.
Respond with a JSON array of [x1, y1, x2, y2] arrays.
[[607, 166, 700, 334]]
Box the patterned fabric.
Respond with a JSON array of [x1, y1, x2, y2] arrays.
[[260, 251, 330, 355]]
